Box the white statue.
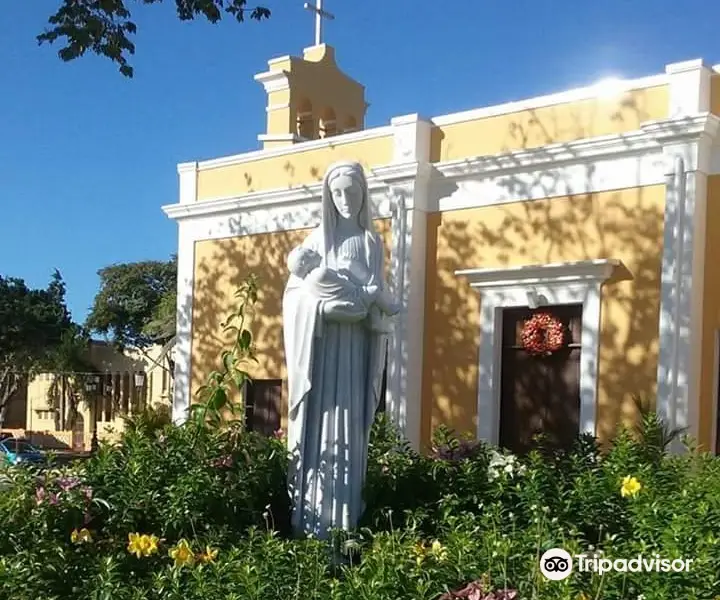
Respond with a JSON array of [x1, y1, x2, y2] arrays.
[[283, 160, 400, 540]]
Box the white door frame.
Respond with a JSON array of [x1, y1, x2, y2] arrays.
[[456, 259, 620, 445]]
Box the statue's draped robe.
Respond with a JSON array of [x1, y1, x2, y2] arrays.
[[283, 226, 387, 539]]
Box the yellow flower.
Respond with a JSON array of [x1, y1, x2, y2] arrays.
[[169, 539, 195, 567], [620, 475, 642, 498], [127, 533, 159, 558], [197, 545, 218, 564], [70, 528, 92, 544], [429, 539, 448, 561]]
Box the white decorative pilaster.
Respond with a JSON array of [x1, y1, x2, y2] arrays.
[[373, 114, 432, 450], [172, 162, 198, 424], [665, 59, 712, 117], [655, 59, 715, 445]]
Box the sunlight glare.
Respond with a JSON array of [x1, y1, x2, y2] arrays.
[[592, 76, 626, 99]]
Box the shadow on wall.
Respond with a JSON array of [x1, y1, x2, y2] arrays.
[[422, 93, 672, 446], [429, 85, 667, 162], [188, 190, 393, 422]]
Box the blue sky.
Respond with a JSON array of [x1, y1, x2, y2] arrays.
[[2, 0, 720, 322]]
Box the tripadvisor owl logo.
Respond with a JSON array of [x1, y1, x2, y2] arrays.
[[540, 548, 573, 581], [539, 548, 694, 580]]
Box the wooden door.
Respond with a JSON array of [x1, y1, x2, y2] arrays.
[[244, 379, 282, 436], [499, 304, 582, 455]]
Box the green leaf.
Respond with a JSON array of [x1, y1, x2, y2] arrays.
[[240, 329, 252, 351], [207, 388, 228, 412]]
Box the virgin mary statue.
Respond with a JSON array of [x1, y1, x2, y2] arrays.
[[282, 161, 394, 540]]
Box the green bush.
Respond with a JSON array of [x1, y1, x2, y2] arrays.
[[2, 280, 719, 598], [2, 414, 719, 600]]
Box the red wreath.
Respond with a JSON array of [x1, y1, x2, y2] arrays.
[[521, 312, 566, 356]]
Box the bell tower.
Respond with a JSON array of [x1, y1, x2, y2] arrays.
[[253, 3, 368, 150]]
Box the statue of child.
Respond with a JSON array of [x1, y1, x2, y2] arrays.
[[287, 245, 400, 332]]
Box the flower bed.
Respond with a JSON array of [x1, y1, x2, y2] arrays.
[[1, 413, 719, 600]]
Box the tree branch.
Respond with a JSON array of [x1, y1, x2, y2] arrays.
[[37, 0, 271, 78], [136, 336, 176, 378], [0, 367, 20, 413]]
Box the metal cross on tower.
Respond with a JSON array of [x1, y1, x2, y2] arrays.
[[303, 0, 335, 46]]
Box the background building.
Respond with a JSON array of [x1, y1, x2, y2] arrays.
[[1, 340, 173, 450]]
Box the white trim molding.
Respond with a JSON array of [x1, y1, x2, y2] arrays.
[[257, 133, 303, 144], [172, 221, 195, 425], [253, 69, 290, 94], [177, 162, 198, 204], [429, 114, 720, 213], [665, 59, 712, 118], [455, 259, 620, 444], [655, 60, 719, 449], [161, 166, 422, 230], [381, 114, 433, 450]]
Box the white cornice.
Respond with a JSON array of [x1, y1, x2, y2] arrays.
[[254, 69, 290, 93], [257, 133, 303, 143], [455, 259, 621, 290], [666, 58, 708, 75], [431, 74, 667, 127], [640, 113, 720, 142], [434, 114, 719, 181], [370, 161, 431, 185], [162, 174, 398, 222], [166, 114, 720, 222], [195, 126, 393, 171]]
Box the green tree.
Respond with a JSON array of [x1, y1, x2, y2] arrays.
[[86, 256, 177, 374], [37, 0, 271, 78], [47, 324, 97, 432], [0, 271, 73, 426]]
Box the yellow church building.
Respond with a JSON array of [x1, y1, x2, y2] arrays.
[[163, 42, 720, 454]]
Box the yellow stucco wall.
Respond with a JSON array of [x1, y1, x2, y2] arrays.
[[192, 220, 392, 430], [196, 135, 393, 200], [698, 175, 720, 450], [421, 185, 666, 448], [431, 86, 669, 162], [711, 74, 720, 117]]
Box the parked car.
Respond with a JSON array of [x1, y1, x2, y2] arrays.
[[0, 438, 45, 466]]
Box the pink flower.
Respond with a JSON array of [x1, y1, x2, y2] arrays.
[[47, 493, 59, 506], [210, 455, 234, 469], [273, 429, 285, 440], [57, 477, 80, 492], [35, 487, 46, 505]]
